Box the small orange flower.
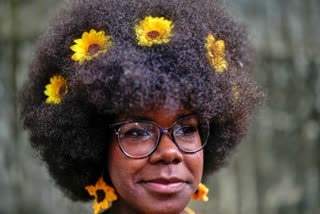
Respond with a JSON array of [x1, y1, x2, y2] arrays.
[[135, 16, 174, 47], [205, 34, 228, 73], [44, 75, 67, 104], [192, 183, 209, 202], [70, 29, 113, 64], [85, 177, 117, 214]]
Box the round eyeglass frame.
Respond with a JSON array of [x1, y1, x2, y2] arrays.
[[110, 115, 210, 159]]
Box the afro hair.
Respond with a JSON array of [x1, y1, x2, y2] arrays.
[[19, 0, 263, 201]]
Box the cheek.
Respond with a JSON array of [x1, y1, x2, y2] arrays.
[[109, 143, 121, 161], [108, 142, 127, 182], [108, 145, 133, 199], [107, 141, 145, 192], [108, 139, 124, 182], [188, 150, 204, 183]]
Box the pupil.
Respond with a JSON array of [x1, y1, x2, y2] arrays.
[[96, 189, 106, 203]]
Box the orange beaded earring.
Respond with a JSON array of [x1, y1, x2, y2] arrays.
[[85, 177, 118, 214]]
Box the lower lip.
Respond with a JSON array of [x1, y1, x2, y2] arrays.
[[141, 181, 187, 194]]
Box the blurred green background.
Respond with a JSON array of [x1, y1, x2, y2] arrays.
[[0, 0, 319, 213]]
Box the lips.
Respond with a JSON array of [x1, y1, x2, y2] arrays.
[[140, 177, 188, 194]]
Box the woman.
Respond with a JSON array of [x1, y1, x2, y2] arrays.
[[19, 0, 262, 213]]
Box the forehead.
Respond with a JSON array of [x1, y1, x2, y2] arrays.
[[115, 106, 192, 126]]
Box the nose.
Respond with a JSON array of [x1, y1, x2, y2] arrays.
[[148, 133, 184, 164]]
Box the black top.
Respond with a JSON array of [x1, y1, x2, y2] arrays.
[[100, 210, 111, 214]]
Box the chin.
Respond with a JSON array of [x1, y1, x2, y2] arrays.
[[135, 198, 189, 214]]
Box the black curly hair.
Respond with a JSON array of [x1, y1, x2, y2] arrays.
[[19, 0, 263, 201]]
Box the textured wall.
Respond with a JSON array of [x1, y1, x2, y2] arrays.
[[1, 0, 319, 213]]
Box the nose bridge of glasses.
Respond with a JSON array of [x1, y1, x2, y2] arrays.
[[159, 127, 169, 134], [158, 127, 174, 145], [157, 128, 180, 153]]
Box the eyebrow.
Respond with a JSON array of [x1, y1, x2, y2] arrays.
[[117, 112, 195, 123], [122, 115, 152, 121]]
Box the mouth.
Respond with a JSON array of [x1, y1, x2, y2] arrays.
[[140, 178, 188, 194]]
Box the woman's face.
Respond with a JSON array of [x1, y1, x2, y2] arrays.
[[108, 107, 204, 214]]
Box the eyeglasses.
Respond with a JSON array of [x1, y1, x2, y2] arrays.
[[110, 115, 209, 159]]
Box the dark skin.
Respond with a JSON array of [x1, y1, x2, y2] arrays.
[[107, 107, 204, 214]]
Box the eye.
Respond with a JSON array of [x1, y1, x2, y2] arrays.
[[175, 126, 197, 137], [124, 128, 151, 137]]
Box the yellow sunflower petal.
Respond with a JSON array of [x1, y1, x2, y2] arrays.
[[71, 53, 86, 63], [96, 30, 105, 37], [215, 40, 225, 50], [85, 185, 97, 196], [93, 202, 110, 214], [81, 31, 90, 39], [70, 44, 85, 52], [73, 38, 85, 45], [89, 29, 97, 34]]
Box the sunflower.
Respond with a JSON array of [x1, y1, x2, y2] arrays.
[[205, 34, 228, 73], [70, 29, 113, 64], [135, 16, 174, 47], [192, 183, 209, 202], [85, 177, 118, 214], [44, 75, 68, 104]]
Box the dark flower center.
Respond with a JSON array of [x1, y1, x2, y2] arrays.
[[96, 189, 106, 203], [58, 84, 67, 97], [147, 31, 160, 39], [88, 44, 101, 55]]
